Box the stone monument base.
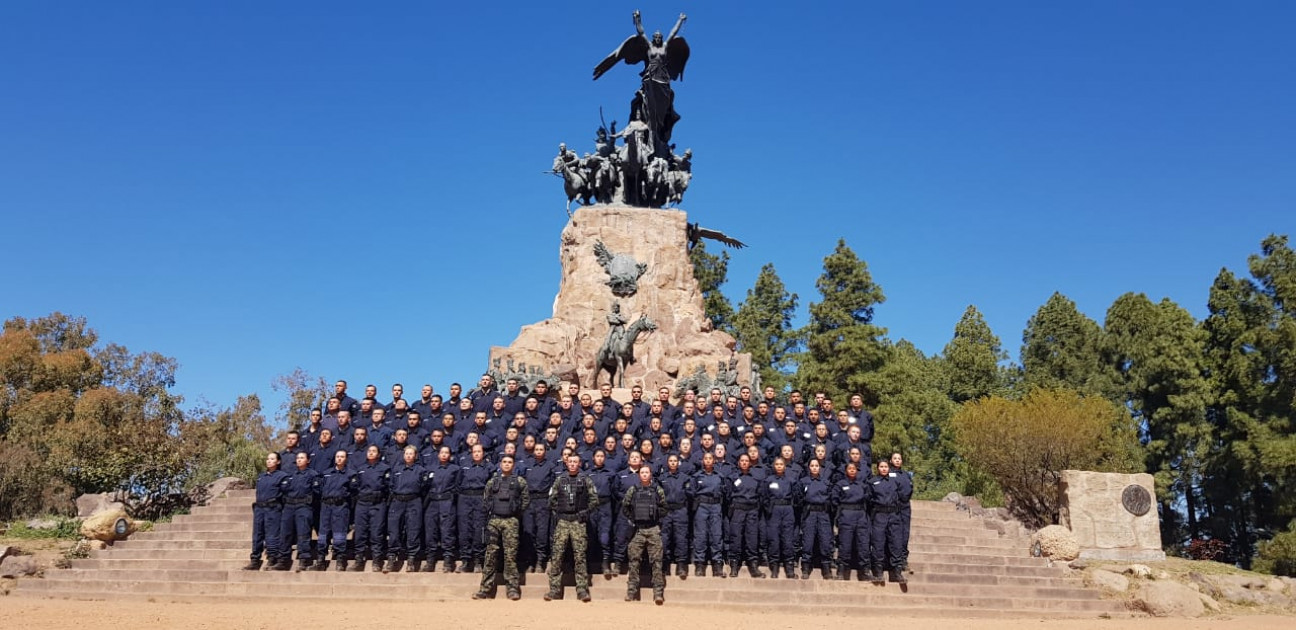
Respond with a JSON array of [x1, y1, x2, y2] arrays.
[[1059, 470, 1166, 563]]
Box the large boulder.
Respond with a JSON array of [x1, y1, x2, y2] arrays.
[[1135, 581, 1207, 617], [0, 555, 38, 578], [1087, 568, 1130, 593], [79, 508, 138, 542], [1032, 525, 1080, 561], [75, 493, 125, 519]]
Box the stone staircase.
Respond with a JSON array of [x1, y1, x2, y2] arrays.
[[16, 489, 1127, 618]]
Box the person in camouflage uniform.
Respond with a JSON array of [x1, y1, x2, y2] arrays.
[[545, 453, 598, 602], [622, 465, 668, 605], [473, 454, 529, 600]]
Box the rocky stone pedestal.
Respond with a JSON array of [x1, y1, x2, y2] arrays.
[[489, 205, 752, 394], [1059, 470, 1166, 562]]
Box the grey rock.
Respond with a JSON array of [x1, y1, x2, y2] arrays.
[[942, 492, 962, 504], [1135, 581, 1207, 617], [201, 477, 249, 504], [24, 518, 58, 530], [1067, 559, 1088, 570], [75, 493, 125, 519], [0, 555, 38, 578], [1125, 564, 1153, 578], [1087, 569, 1130, 593]]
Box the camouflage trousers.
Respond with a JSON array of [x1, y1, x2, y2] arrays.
[[480, 516, 520, 593], [626, 525, 664, 598], [547, 518, 590, 597]]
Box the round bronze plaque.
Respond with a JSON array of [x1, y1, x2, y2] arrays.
[[1121, 485, 1151, 516]]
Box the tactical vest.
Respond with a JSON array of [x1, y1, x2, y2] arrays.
[[630, 486, 658, 524], [489, 476, 520, 517], [552, 474, 589, 515]]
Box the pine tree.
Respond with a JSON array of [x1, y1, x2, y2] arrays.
[[1021, 292, 1110, 396], [1104, 292, 1212, 542], [796, 239, 889, 404], [733, 263, 799, 393], [866, 340, 958, 498], [689, 241, 735, 333], [942, 305, 1010, 403]]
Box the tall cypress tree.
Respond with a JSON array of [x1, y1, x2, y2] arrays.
[[1021, 292, 1111, 396], [943, 305, 1010, 403], [733, 263, 799, 393], [689, 241, 735, 334], [796, 239, 889, 404], [1104, 292, 1212, 542], [1202, 235, 1296, 565]]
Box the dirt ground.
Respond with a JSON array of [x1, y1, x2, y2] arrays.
[[0, 598, 1293, 630]]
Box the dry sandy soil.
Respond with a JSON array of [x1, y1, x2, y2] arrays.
[[0, 598, 1293, 630]]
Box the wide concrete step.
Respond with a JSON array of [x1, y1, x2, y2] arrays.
[[22, 573, 1116, 610], [63, 560, 1081, 588]]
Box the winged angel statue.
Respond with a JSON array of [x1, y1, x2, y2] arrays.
[[593, 11, 690, 158]]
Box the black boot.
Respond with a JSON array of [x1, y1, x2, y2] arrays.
[[729, 560, 740, 578], [801, 562, 812, 580], [371, 557, 385, 572], [349, 558, 366, 572], [272, 558, 292, 571], [241, 559, 262, 571], [422, 558, 437, 572], [334, 558, 348, 572], [404, 559, 419, 573], [769, 563, 780, 579], [820, 563, 832, 580], [785, 562, 798, 579], [713, 562, 727, 578], [870, 563, 886, 585], [442, 557, 456, 573], [676, 562, 688, 580], [602, 560, 614, 580], [748, 561, 766, 578], [695, 562, 706, 577], [309, 557, 328, 571], [836, 565, 849, 581], [889, 567, 907, 584]]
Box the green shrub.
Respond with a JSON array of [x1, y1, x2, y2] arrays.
[[5, 516, 82, 539], [1254, 524, 1296, 577]]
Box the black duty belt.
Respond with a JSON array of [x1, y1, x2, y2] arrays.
[[321, 497, 347, 506], [770, 499, 793, 506], [805, 504, 828, 512], [284, 498, 313, 506], [666, 503, 685, 511], [427, 494, 454, 501], [873, 505, 899, 514], [357, 493, 385, 503], [460, 489, 484, 496], [529, 492, 549, 499], [393, 493, 421, 501], [839, 503, 865, 511], [252, 501, 282, 509], [696, 496, 721, 505], [731, 501, 758, 511]]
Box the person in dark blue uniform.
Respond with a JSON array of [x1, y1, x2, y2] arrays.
[[831, 461, 870, 581], [314, 449, 356, 571], [279, 451, 321, 571], [658, 453, 691, 579], [726, 453, 766, 578], [348, 444, 390, 572], [385, 445, 427, 572], [244, 452, 288, 571], [889, 452, 914, 574], [870, 460, 908, 584], [586, 449, 617, 578], [688, 452, 726, 577], [521, 443, 558, 573], [422, 445, 460, 572], [456, 443, 493, 573], [798, 458, 835, 579], [764, 456, 797, 578]]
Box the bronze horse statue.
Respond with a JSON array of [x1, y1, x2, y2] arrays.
[[590, 314, 657, 388]]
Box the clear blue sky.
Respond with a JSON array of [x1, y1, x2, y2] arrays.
[[2, 2, 1292, 421]]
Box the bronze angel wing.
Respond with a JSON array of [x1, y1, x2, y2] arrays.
[[666, 37, 690, 81], [593, 35, 650, 81]]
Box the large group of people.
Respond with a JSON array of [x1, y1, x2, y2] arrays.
[[249, 376, 914, 603]]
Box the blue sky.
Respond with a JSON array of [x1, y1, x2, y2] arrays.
[[2, 2, 1292, 422]]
